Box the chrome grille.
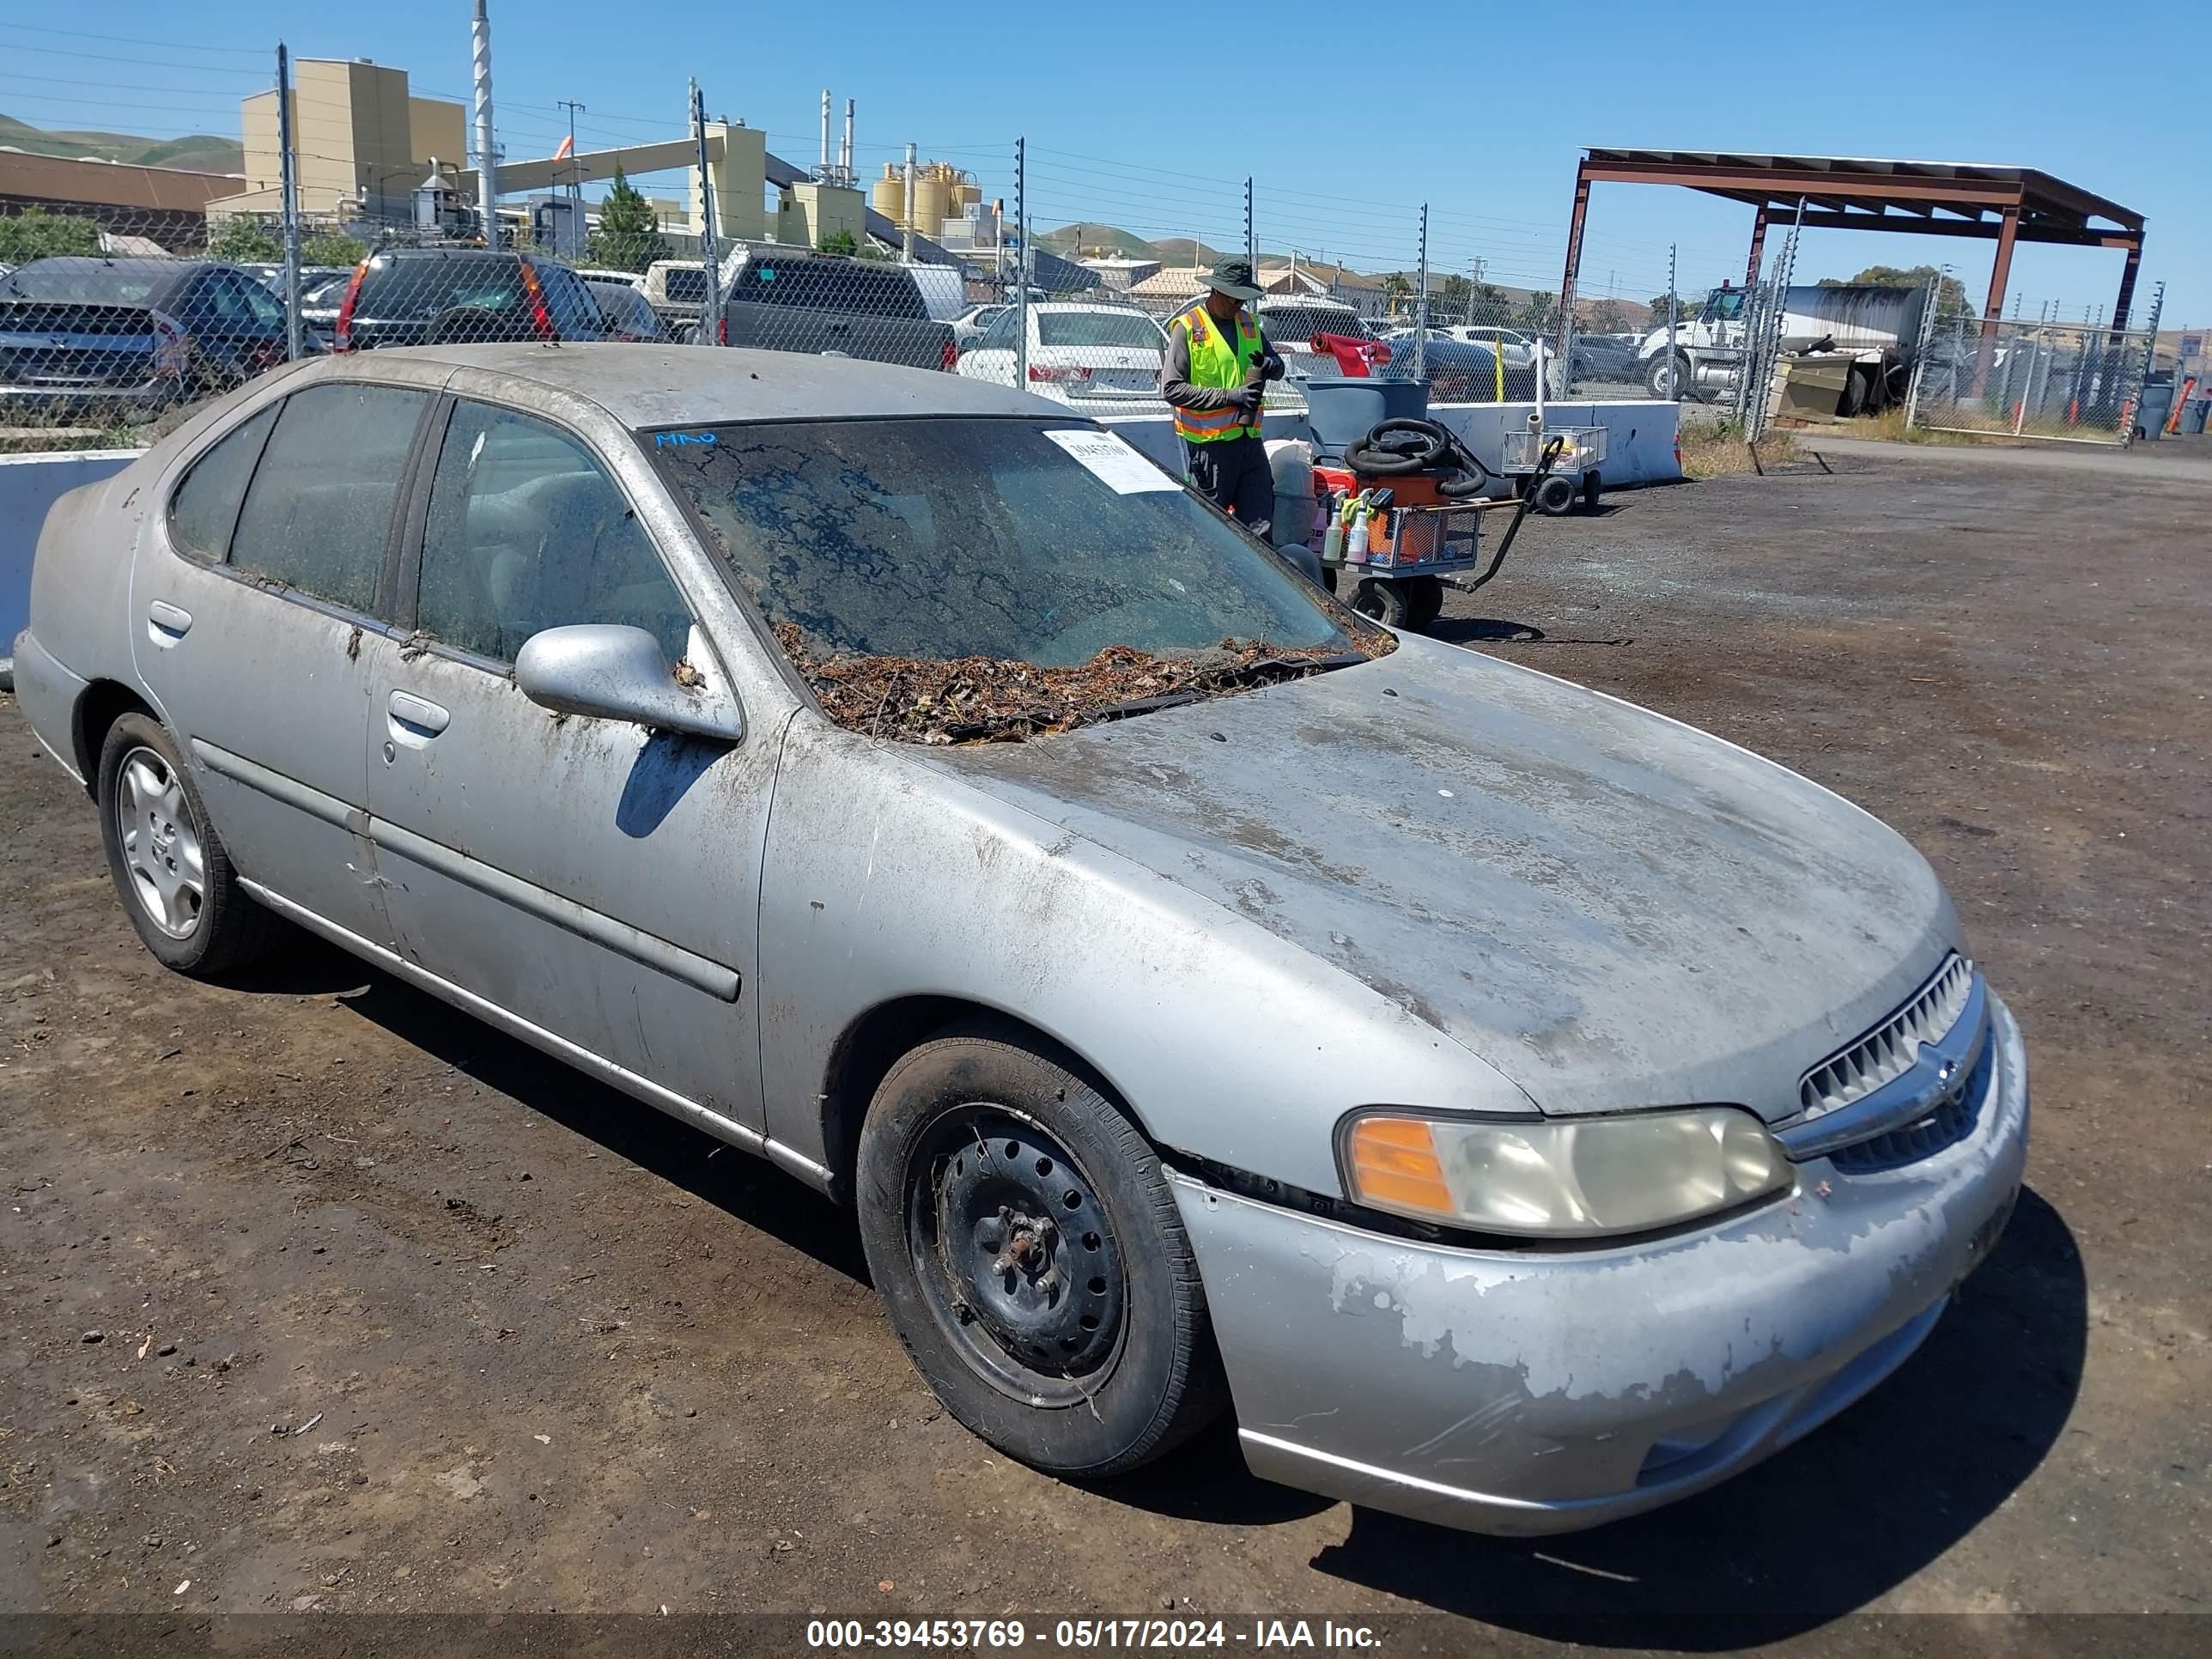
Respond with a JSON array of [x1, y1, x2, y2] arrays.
[[1827, 1040, 1992, 1174], [1801, 955, 1974, 1119]]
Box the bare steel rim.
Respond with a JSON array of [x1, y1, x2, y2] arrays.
[[113, 745, 205, 940], [907, 1103, 1129, 1408]]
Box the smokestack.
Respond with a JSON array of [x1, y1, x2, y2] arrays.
[[471, 0, 497, 243], [842, 98, 854, 179], [902, 143, 917, 260], [819, 88, 831, 176]]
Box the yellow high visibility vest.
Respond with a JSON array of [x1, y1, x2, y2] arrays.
[[1172, 308, 1262, 442]]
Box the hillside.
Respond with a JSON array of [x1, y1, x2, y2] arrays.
[[0, 112, 242, 176]]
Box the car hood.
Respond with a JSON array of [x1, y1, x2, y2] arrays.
[[931, 635, 1960, 1122]]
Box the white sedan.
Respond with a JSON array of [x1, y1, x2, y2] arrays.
[[957, 303, 1168, 404]]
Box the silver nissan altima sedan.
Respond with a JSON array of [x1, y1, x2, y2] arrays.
[[11, 344, 2027, 1534]]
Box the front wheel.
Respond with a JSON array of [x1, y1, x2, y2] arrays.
[[855, 1021, 1226, 1477], [1647, 351, 1692, 400]]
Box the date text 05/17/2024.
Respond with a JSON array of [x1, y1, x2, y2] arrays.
[[804, 1620, 1382, 1650]]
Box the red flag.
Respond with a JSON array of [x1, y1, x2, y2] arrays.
[[554, 134, 574, 161]]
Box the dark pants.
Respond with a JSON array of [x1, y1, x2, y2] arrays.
[[1183, 433, 1274, 541], [1184, 432, 1325, 587]]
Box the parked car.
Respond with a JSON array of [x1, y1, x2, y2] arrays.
[[1446, 324, 1540, 367], [714, 252, 956, 370], [957, 303, 1166, 403], [586, 278, 665, 343], [0, 257, 295, 422], [332, 248, 608, 351], [1378, 329, 1512, 401], [15, 342, 2027, 1539], [639, 259, 711, 337], [1570, 331, 1643, 382], [1251, 296, 1373, 374], [951, 302, 1006, 349], [569, 267, 647, 289], [296, 269, 356, 346]]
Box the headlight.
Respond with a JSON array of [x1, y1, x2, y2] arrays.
[[1339, 1107, 1791, 1239]]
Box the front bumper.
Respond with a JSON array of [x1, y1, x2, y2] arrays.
[[1170, 993, 2029, 1535]]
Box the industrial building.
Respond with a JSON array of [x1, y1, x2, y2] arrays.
[[208, 58, 467, 225]]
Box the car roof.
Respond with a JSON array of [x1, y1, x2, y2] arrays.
[[301, 342, 1063, 427]]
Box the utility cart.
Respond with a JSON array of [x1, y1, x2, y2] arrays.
[[1325, 501, 1492, 630], [1503, 423, 1608, 514]]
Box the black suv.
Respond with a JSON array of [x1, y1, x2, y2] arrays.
[[334, 248, 609, 351]]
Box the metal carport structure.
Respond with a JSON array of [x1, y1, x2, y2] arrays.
[[1557, 149, 2146, 343]]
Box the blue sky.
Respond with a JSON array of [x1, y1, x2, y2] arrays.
[[5, 3, 2204, 322]]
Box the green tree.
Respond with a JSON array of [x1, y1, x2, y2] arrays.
[[1520, 289, 1557, 330], [300, 230, 366, 267], [1588, 298, 1628, 332], [208, 217, 283, 263], [0, 205, 105, 264], [586, 166, 670, 273], [1381, 271, 1412, 319], [817, 229, 860, 258], [1818, 263, 1971, 320]]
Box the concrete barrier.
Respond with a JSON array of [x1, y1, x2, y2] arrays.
[[1103, 398, 1682, 489], [2, 448, 142, 688]]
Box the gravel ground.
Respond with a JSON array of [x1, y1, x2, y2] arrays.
[[1, 443, 2205, 1651]]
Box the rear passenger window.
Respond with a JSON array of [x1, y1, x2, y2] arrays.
[[168, 403, 279, 559], [229, 383, 426, 615], [416, 401, 690, 665]]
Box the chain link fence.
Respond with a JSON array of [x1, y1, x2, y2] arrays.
[[1907, 314, 2161, 445]]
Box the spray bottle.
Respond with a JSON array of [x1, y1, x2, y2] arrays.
[[1346, 491, 1372, 563]]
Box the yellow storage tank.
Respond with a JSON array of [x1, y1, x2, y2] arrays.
[[912, 169, 952, 243], [872, 163, 907, 228], [952, 182, 981, 213]]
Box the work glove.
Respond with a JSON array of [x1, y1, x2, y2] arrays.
[[1231, 387, 1263, 416]]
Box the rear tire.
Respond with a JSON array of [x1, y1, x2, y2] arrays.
[[855, 1020, 1227, 1478], [96, 714, 280, 976], [1534, 473, 1579, 516]]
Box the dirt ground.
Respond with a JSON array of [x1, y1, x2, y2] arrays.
[[2, 441, 2207, 1652]]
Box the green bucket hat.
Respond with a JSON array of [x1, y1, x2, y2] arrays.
[[1204, 256, 1262, 303]]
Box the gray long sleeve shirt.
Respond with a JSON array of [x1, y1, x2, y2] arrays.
[[1160, 308, 1285, 410]]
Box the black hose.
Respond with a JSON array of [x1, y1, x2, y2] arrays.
[[1342, 417, 1498, 492], [1454, 435, 1562, 597]]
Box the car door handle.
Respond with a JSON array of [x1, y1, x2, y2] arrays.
[[387, 690, 450, 740], [146, 600, 192, 646]]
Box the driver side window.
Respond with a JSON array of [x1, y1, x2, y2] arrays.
[[416, 401, 692, 665], [981, 308, 1021, 351]]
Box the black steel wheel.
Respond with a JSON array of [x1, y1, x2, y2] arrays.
[[906, 1109, 1126, 1401], [856, 1019, 1226, 1477], [1534, 474, 1580, 516]]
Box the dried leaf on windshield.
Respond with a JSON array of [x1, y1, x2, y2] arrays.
[[778, 624, 1392, 745]]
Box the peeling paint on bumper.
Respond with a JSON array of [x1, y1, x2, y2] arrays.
[[1170, 994, 2029, 1535]]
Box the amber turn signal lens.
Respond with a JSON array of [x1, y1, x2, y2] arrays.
[[1345, 1115, 1455, 1218]]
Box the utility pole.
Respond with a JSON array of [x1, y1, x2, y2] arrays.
[[470, 0, 498, 246], [690, 78, 721, 343], [1243, 176, 1255, 279], [558, 100, 585, 202], [276, 43, 303, 361], [902, 143, 917, 263]]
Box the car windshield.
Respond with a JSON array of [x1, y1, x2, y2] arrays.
[[363, 258, 523, 319], [649, 416, 1389, 743], [1036, 312, 1165, 349], [0, 260, 167, 305]]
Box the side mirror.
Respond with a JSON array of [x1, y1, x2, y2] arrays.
[[514, 624, 744, 743]]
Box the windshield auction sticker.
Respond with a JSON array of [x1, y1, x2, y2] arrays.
[[1042, 428, 1182, 494]]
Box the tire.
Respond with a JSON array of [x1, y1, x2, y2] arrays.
[[96, 713, 280, 976], [855, 1020, 1227, 1478], [1401, 574, 1445, 630], [1647, 351, 1692, 400], [1351, 577, 1409, 628], [1534, 473, 1579, 516]]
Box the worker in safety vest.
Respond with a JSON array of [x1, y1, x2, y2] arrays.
[[1161, 257, 1285, 538]]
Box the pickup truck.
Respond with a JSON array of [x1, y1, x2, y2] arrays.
[[714, 252, 957, 371]]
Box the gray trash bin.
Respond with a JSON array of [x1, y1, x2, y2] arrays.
[[1300, 375, 1430, 459]]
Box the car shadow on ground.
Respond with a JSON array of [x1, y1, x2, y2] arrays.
[[1305, 1186, 2086, 1647], [246, 937, 872, 1285]]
